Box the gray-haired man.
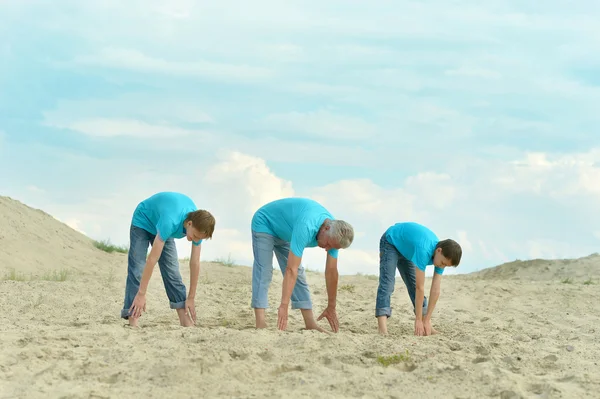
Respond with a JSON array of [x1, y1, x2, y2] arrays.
[[250, 197, 354, 332]]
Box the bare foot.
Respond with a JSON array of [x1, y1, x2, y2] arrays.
[[128, 316, 139, 328], [180, 317, 194, 327], [378, 327, 388, 335], [431, 327, 439, 335], [305, 323, 329, 334], [255, 320, 267, 329], [254, 308, 267, 329], [377, 316, 388, 335], [176, 308, 195, 327]]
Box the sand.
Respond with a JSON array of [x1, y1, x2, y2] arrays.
[[1, 195, 599, 398]]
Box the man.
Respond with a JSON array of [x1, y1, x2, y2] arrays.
[[250, 197, 354, 332], [375, 222, 462, 336], [123, 191, 216, 328]]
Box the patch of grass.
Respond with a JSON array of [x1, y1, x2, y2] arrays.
[[377, 350, 411, 367], [2, 268, 28, 281], [94, 239, 128, 254], [583, 278, 594, 285], [214, 253, 235, 267], [339, 284, 356, 293], [561, 277, 573, 284], [3, 268, 69, 282], [41, 269, 69, 282]]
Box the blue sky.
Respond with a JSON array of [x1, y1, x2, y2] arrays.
[[1, 1, 600, 275]]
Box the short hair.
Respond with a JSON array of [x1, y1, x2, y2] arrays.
[[436, 239, 462, 266], [327, 219, 354, 248], [184, 210, 216, 239]]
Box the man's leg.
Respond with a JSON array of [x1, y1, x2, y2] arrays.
[[273, 240, 324, 332], [251, 231, 275, 328], [396, 253, 429, 319], [375, 234, 400, 335], [156, 238, 191, 327], [121, 225, 153, 327]]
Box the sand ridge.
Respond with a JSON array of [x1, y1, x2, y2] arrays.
[[1, 196, 599, 398]]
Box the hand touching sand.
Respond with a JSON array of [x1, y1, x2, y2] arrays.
[[317, 306, 339, 332], [129, 292, 147, 319]]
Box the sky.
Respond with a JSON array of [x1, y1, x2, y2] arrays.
[[1, 0, 600, 276]]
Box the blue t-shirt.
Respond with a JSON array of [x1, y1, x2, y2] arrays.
[[385, 222, 443, 275], [132, 192, 202, 246], [251, 197, 338, 258]]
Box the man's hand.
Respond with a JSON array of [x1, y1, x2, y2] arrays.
[[317, 306, 339, 332], [129, 292, 147, 318], [277, 303, 289, 331], [414, 319, 425, 336], [185, 297, 197, 324]]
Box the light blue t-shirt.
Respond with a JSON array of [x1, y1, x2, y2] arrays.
[[132, 192, 202, 246], [251, 197, 338, 259], [385, 222, 443, 275]]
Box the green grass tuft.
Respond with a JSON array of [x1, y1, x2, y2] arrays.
[[561, 277, 573, 284], [93, 239, 128, 254], [339, 284, 356, 293], [583, 278, 594, 285], [377, 350, 411, 367], [214, 253, 235, 267], [3, 268, 69, 282]]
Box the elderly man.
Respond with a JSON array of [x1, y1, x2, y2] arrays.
[[250, 197, 354, 332]]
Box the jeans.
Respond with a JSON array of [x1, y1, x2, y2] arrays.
[[250, 231, 312, 310], [375, 234, 428, 318], [121, 224, 187, 318]]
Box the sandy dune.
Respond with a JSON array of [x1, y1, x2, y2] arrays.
[[1, 196, 599, 398]]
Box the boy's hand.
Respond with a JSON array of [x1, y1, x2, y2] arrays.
[[129, 292, 147, 318], [185, 298, 197, 324], [423, 318, 432, 336], [277, 303, 289, 331], [414, 319, 425, 336]]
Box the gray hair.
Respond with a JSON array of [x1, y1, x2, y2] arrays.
[[326, 219, 354, 248]]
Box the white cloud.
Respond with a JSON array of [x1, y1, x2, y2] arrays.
[[263, 110, 375, 140], [43, 117, 206, 138], [445, 66, 502, 79], [70, 47, 273, 82], [26, 185, 45, 194]]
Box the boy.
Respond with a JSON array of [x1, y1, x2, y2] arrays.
[[122, 191, 215, 328], [375, 222, 461, 336], [250, 197, 354, 332]]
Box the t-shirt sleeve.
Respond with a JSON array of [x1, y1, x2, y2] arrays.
[[434, 266, 444, 275], [156, 218, 176, 242], [192, 239, 203, 247], [290, 222, 312, 258], [327, 248, 339, 259]]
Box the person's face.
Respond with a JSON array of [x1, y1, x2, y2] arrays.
[[185, 222, 207, 242], [433, 248, 453, 268], [317, 225, 341, 252]]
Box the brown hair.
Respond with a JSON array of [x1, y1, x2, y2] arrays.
[[436, 239, 462, 266], [185, 210, 216, 239]]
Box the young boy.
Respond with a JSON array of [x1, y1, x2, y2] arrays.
[[122, 191, 215, 328], [375, 222, 461, 336]]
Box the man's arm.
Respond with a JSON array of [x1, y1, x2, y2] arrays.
[[137, 236, 165, 295], [281, 252, 302, 307], [188, 244, 202, 299], [324, 253, 338, 309]]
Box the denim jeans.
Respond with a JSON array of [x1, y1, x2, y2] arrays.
[[250, 231, 312, 310], [375, 234, 428, 318], [121, 224, 187, 318]]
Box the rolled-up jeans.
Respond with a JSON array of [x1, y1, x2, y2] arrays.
[[250, 231, 312, 310], [375, 234, 428, 318], [121, 224, 187, 319]]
